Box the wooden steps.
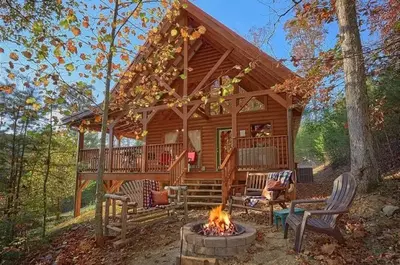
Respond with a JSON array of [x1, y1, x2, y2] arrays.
[[182, 177, 223, 207]]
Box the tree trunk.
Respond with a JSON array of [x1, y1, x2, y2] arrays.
[[14, 118, 29, 214], [42, 106, 53, 238], [7, 110, 20, 214], [94, 0, 119, 246], [335, 0, 380, 192], [6, 108, 20, 240]]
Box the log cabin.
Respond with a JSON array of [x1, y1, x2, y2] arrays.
[[63, 2, 304, 216]]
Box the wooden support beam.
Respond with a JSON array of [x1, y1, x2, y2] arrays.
[[147, 110, 157, 124], [195, 109, 209, 120], [231, 98, 238, 148], [287, 107, 294, 170], [190, 48, 233, 97], [74, 132, 84, 217], [187, 102, 201, 118], [108, 126, 114, 172], [171, 107, 183, 119], [141, 112, 148, 173], [109, 180, 123, 193], [153, 76, 180, 99], [220, 101, 232, 113], [204, 103, 210, 116], [79, 180, 90, 190], [130, 89, 280, 113], [183, 105, 188, 151], [235, 96, 252, 113]]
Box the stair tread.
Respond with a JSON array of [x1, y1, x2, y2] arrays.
[[182, 183, 222, 186], [184, 177, 221, 180], [187, 189, 222, 193], [187, 195, 222, 199]]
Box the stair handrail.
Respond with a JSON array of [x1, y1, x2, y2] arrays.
[[168, 150, 187, 186], [220, 148, 237, 207]]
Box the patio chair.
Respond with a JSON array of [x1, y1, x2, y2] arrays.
[[104, 179, 188, 247], [284, 172, 357, 253], [228, 170, 296, 225]]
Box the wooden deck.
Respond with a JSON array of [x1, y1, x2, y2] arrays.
[[79, 170, 250, 184], [77, 135, 288, 176]]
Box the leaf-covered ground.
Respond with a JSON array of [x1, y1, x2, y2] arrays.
[[12, 168, 400, 265]]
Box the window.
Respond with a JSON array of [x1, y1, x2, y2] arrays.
[[238, 87, 265, 112], [251, 123, 272, 137]]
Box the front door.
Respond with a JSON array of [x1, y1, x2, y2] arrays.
[[217, 128, 232, 168]]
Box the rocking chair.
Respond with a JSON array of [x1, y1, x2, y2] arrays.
[[284, 172, 357, 252]]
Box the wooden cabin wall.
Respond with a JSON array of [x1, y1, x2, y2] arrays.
[[147, 97, 288, 171], [145, 35, 298, 171]]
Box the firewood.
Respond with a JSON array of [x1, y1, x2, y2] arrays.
[[176, 255, 219, 265]]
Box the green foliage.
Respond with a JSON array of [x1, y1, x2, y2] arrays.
[[368, 68, 400, 171], [295, 99, 350, 168], [296, 68, 400, 171]]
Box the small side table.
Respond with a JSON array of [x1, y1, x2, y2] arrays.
[[273, 208, 305, 230]]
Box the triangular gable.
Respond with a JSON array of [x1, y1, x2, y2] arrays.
[[63, 2, 298, 126]]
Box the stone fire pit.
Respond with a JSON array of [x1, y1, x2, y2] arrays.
[[181, 221, 257, 257]]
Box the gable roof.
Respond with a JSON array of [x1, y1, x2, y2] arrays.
[[62, 1, 297, 126], [185, 2, 294, 83]]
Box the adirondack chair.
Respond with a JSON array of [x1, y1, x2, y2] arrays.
[[104, 180, 188, 247], [284, 172, 357, 253], [228, 171, 296, 225]]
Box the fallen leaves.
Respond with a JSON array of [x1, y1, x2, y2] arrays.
[[321, 243, 336, 255]]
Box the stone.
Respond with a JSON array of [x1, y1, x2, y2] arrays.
[[185, 234, 196, 244], [215, 246, 238, 256], [186, 243, 194, 253], [226, 235, 247, 247], [382, 205, 399, 217], [194, 245, 215, 256], [194, 235, 205, 247], [245, 231, 257, 245], [204, 237, 227, 248]]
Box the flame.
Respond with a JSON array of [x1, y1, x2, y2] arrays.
[[202, 205, 234, 236]]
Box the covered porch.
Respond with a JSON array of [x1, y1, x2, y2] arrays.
[[77, 134, 289, 175]]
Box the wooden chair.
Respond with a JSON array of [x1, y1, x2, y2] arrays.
[[228, 171, 296, 225], [104, 180, 188, 247], [284, 172, 357, 253]]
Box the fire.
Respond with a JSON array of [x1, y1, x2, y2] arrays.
[[200, 205, 236, 236]]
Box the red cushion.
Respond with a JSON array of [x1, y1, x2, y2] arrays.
[[151, 190, 169, 205], [188, 152, 197, 165]]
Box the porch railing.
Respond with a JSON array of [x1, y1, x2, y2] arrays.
[[146, 143, 183, 172], [111, 146, 143, 172], [235, 135, 288, 170], [168, 150, 187, 185], [220, 148, 237, 206], [78, 143, 183, 173]]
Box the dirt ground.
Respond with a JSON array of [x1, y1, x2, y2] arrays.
[[128, 210, 299, 265], [17, 167, 400, 265]]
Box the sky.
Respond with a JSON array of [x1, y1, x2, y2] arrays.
[[1, 0, 342, 104]]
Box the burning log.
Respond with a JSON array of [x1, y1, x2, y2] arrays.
[[199, 205, 238, 236]]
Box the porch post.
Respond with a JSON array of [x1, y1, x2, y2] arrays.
[[141, 112, 148, 173], [74, 131, 84, 217], [182, 23, 189, 167], [231, 99, 238, 148], [108, 126, 114, 173], [287, 107, 295, 170]]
